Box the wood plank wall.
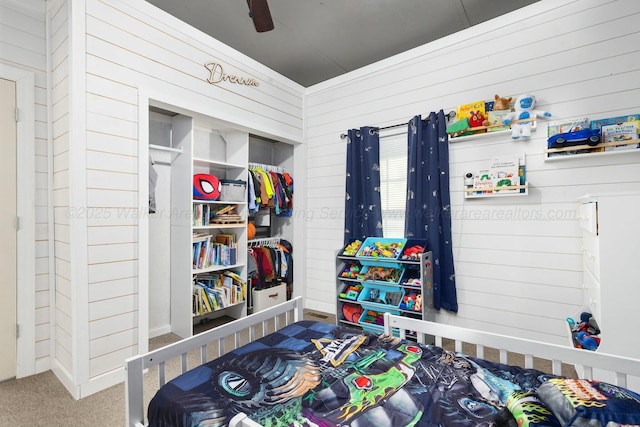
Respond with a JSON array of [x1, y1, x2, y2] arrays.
[[304, 0, 640, 345], [78, 0, 304, 382]]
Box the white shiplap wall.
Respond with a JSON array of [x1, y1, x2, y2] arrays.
[[0, 0, 49, 375], [50, 0, 304, 397], [49, 0, 72, 380], [304, 0, 640, 345]]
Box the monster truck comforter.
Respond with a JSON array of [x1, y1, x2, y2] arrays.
[[147, 321, 640, 427]]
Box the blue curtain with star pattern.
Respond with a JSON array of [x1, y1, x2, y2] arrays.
[[344, 127, 383, 244], [405, 111, 458, 312]]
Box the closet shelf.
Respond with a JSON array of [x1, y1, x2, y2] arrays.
[[193, 263, 243, 275], [193, 224, 246, 230], [193, 199, 247, 205], [193, 157, 244, 169]]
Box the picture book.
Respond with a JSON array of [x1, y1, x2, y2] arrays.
[[487, 110, 510, 132], [590, 114, 640, 130], [601, 121, 639, 151], [456, 100, 486, 121], [489, 157, 521, 193], [547, 116, 589, 138], [472, 168, 494, 195]]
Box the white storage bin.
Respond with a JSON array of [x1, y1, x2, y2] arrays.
[[220, 179, 247, 202], [252, 284, 287, 312]]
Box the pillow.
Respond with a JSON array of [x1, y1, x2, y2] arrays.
[[505, 391, 562, 427], [537, 378, 640, 426]]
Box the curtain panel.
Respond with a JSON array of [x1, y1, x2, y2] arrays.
[[344, 127, 383, 244], [405, 111, 458, 312]]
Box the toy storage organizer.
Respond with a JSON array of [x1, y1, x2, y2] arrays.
[[570, 193, 640, 391], [336, 237, 433, 338]]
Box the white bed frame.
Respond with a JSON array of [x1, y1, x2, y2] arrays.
[[125, 296, 640, 427]]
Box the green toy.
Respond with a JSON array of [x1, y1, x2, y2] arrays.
[[446, 117, 470, 137]]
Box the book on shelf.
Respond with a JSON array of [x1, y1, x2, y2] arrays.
[[601, 121, 639, 151], [456, 100, 485, 121], [486, 110, 510, 132], [468, 158, 523, 195], [471, 168, 493, 195], [590, 114, 640, 130], [489, 157, 521, 193], [547, 116, 589, 138]]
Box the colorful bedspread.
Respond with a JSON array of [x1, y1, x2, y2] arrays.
[[147, 320, 564, 426]]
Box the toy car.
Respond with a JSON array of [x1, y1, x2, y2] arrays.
[[548, 128, 601, 148]]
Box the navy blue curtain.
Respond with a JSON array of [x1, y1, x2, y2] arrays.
[[344, 127, 383, 244], [405, 111, 458, 312]]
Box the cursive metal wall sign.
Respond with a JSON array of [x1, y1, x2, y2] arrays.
[[204, 62, 259, 87]]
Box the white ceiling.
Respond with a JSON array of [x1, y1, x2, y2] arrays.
[[145, 0, 540, 87]]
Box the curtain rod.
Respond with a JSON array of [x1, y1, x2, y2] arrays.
[[339, 110, 456, 139]]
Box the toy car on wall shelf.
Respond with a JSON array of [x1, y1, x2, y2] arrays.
[[547, 128, 601, 148]]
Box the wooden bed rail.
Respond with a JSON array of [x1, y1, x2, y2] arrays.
[[125, 296, 304, 427], [383, 313, 640, 388]]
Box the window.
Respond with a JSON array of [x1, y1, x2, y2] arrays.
[[379, 133, 407, 238]]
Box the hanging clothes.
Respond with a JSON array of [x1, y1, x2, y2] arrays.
[[248, 167, 294, 217], [247, 240, 293, 290]]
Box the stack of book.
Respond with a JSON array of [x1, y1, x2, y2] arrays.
[[192, 271, 247, 315], [192, 233, 238, 270]]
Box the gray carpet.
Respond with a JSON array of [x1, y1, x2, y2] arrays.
[[0, 310, 575, 426]]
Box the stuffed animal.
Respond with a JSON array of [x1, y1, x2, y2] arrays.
[[503, 94, 551, 139], [468, 110, 489, 133], [493, 94, 513, 111]]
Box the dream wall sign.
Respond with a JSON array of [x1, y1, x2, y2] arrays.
[[204, 61, 259, 87]]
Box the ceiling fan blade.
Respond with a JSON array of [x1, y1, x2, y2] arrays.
[[247, 0, 274, 32]]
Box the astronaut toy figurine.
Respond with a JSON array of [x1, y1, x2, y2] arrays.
[[503, 94, 551, 139]]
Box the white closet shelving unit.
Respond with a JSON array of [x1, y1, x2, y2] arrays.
[[151, 110, 249, 339]]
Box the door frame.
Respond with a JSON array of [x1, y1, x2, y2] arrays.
[[0, 63, 36, 378]]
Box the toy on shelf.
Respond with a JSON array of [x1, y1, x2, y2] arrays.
[[567, 312, 601, 351], [469, 110, 489, 133], [400, 245, 424, 261], [576, 332, 601, 351], [361, 309, 385, 326], [342, 303, 363, 323], [503, 94, 551, 139], [399, 291, 422, 312], [342, 240, 363, 256], [340, 263, 361, 279], [492, 94, 513, 111], [446, 117, 470, 138], [358, 240, 404, 259], [360, 266, 403, 283], [339, 283, 363, 300]]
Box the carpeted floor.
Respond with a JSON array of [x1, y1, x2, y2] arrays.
[[0, 309, 575, 427]]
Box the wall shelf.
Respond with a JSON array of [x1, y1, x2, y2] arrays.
[[463, 156, 527, 199], [545, 138, 640, 161], [464, 183, 528, 198], [449, 120, 537, 143]]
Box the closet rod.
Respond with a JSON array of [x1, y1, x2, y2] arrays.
[[149, 144, 183, 154], [248, 236, 281, 247], [339, 110, 456, 139], [249, 162, 285, 173]]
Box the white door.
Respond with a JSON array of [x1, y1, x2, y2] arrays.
[[0, 77, 17, 381]]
